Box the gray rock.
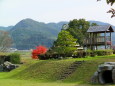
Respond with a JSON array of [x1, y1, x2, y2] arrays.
[[3, 61, 19, 72], [91, 71, 99, 84], [112, 69, 115, 83], [92, 62, 115, 84]]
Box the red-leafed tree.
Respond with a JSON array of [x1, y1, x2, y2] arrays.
[[32, 46, 48, 59]]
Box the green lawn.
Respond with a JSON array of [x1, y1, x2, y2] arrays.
[[0, 79, 77, 86], [0, 79, 113, 86], [1, 54, 115, 86]]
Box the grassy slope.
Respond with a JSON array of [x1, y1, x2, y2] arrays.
[[1, 54, 115, 86], [9, 60, 75, 82], [64, 59, 114, 83], [64, 55, 115, 83]]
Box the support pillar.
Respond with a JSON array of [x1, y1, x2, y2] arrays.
[[90, 33, 92, 50], [96, 33, 98, 50], [104, 31, 107, 49], [110, 32, 112, 49]]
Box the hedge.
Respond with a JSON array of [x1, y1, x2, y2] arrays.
[[71, 50, 113, 58], [39, 49, 113, 59], [9, 53, 21, 64], [75, 49, 113, 58], [94, 50, 113, 56]]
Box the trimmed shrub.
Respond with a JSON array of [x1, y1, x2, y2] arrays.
[[39, 49, 113, 60], [39, 53, 62, 60], [75, 49, 113, 58], [72, 51, 86, 58], [113, 50, 115, 54], [94, 50, 113, 56], [105, 50, 113, 55], [39, 54, 50, 60], [86, 50, 93, 56], [72, 51, 77, 58], [9, 53, 20, 64]]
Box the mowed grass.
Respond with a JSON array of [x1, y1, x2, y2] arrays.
[[8, 60, 75, 81], [0, 79, 113, 86], [64, 55, 115, 84], [1, 52, 115, 86], [0, 79, 114, 86], [0, 79, 77, 86]]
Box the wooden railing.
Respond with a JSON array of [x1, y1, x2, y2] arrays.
[[84, 36, 111, 45]]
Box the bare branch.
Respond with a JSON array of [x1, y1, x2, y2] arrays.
[[97, 0, 115, 18], [106, 0, 115, 6], [107, 8, 115, 18], [0, 30, 12, 52]]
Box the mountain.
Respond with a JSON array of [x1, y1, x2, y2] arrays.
[[0, 26, 13, 31], [10, 18, 67, 50], [89, 20, 115, 29], [47, 21, 68, 32], [89, 20, 111, 25], [7, 19, 115, 50]]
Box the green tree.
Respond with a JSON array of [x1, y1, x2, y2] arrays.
[[67, 19, 90, 46], [91, 23, 98, 26], [53, 30, 77, 57]]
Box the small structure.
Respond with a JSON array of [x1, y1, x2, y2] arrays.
[[92, 62, 115, 84], [74, 44, 83, 50], [61, 24, 69, 30], [84, 25, 114, 50]]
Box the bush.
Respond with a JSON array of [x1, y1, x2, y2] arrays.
[[9, 53, 20, 64], [94, 50, 113, 56], [32, 46, 48, 59], [86, 50, 93, 57], [39, 54, 51, 60], [40, 49, 113, 60], [72, 51, 86, 58], [73, 49, 113, 58], [94, 50, 104, 56], [39, 52, 60, 60], [113, 50, 115, 54]]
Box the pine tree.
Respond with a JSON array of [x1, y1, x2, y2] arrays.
[[53, 30, 77, 57]]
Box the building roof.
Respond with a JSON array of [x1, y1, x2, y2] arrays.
[[87, 25, 114, 33]]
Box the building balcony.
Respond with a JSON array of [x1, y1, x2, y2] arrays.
[[84, 36, 111, 46]]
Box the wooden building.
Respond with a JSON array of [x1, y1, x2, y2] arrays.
[[84, 25, 114, 50]]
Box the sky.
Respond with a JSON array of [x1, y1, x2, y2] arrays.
[[0, 0, 115, 26]]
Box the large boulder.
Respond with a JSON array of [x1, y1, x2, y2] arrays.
[[2, 61, 19, 72], [92, 62, 115, 84]]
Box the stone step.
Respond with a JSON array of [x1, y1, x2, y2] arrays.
[[58, 61, 85, 80]]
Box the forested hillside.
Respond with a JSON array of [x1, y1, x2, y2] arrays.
[[0, 26, 13, 31], [0, 19, 114, 50], [9, 18, 67, 50]]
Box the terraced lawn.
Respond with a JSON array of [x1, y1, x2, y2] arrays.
[[1, 54, 115, 86]]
